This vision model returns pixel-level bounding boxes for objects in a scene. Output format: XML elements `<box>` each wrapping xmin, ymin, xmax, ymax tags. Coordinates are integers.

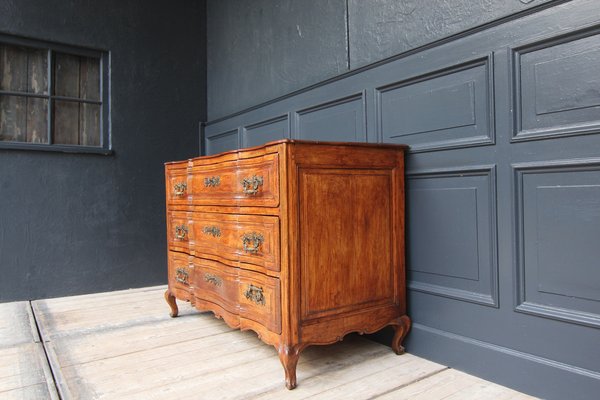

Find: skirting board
<box><xmin>369</xmin><ymin>323</ymin><xmax>600</xmax><ymax>400</ymax></box>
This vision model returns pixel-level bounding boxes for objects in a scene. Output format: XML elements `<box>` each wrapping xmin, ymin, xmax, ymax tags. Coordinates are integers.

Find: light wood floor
<box><xmin>1</xmin><ymin>286</ymin><xmax>536</xmax><ymax>399</ymax></box>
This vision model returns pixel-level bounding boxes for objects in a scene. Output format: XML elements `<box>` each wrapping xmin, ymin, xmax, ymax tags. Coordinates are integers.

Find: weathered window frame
<box><xmin>0</xmin><ymin>34</ymin><xmax>110</xmax><ymax>154</ymax></box>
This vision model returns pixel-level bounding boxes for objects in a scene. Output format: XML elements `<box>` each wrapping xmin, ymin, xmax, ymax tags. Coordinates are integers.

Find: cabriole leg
<box><xmin>391</xmin><ymin>315</ymin><xmax>411</xmax><ymax>355</ymax></box>
<box><xmin>278</xmin><ymin>344</ymin><xmax>301</xmax><ymax>390</ymax></box>
<box><xmin>164</xmin><ymin>289</ymin><xmax>178</xmax><ymax>318</ymax></box>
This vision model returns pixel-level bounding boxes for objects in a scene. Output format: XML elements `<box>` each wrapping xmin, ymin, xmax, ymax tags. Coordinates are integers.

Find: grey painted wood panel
<box><xmin>206</xmin><ymin>129</ymin><xmax>239</xmax><ymax>155</ymax></box>
<box><xmin>242</xmin><ymin>115</ymin><xmax>288</xmax><ymax>148</ymax></box>
<box><xmin>514</xmin><ymin>31</ymin><xmax>600</xmax><ymax>140</ymax></box>
<box><xmin>377</xmin><ymin>57</ymin><xmax>493</xmax><ymax>151</ymax></box>
<box><xmin>515</xmin><ymin>160</ymin><xmax>600</xmax><ymax>327</ymax></box>
<box><xmin>407</xmin><ymin>167</ymin><xmax>497</xmax><ymax>306</ymax></box>
<box><xmin>295</xmin><ymin>94</ymin><xmax>365</xmax><ymax>142</ymax></box>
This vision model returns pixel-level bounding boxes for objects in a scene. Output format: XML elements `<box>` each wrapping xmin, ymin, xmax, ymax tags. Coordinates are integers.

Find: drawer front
<box><xmin>190</xmin><ymin>213</ymin><xmax>280</xmax><ymax>272</ymax></box>
<box><xmin>189</xmin><ymin>152</ymin><xmax>279</xmax><ymax>207</ymax></box>
<box><xmin>167</xmin><ymin>211</ymin><xmax>190</xmax><ymax>252</ymax></box>
<box><xmin>192</xmin><ymin>259</ymin><xmax>239</xmax><ymax>315</ymax></box>
<box><xmin>165</xmin><ymin>164</ymin><xmax>189</xmax><ymax>205</ymax></box>
<box><xmin>238</xmin><ymin>269</ymin><xmax>281</xmax><ymax>334</ymax></box>
<box><xmin>168</xmin><ymin>251</ymin><xmax>192</xmax><ymax>300</ymax></box>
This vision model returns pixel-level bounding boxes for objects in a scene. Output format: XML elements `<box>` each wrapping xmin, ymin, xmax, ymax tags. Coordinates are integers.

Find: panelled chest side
<box><xmin>164</xmin><ymin>139</ymin><xmax>410</xmax><ymax>389</ymax></box>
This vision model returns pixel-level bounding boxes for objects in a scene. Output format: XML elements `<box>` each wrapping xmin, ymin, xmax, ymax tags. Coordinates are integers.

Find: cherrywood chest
<box><xmin>164</xmin><ymin>139</ymin><xmax>411</xmax><ymax>389</ymax></box>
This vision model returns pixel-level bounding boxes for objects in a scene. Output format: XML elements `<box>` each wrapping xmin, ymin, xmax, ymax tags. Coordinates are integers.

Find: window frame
<box><xmin>0</xmin><ymin>34</ymin><xmax>111</xmax><ymax>155</ymax></box>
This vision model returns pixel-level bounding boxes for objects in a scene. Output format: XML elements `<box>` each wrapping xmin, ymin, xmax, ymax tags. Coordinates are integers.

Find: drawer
<box><xmin>166</xmin><ymin>211</ymin><xmax>190</xmax><ymax>252</ymax></box>
<box><xmin>188</xmin><ymin>152</ymin><xmax>279</xmax><ymax>207</ymax></box>
<box><xmin>167</xmin><ymin>251</ymin><xmax>192</xmax><ymax>301</ymax></box>
<box><xmin>238</xmin><ymin>269</ymin><xmax>281</xmax><ymax>334</ymax></box>
<box><xmin>165</xmin><ymin>163</ymin><xmax>189</xmax><ymax>205</ymax></box>
<box><xmin>189</xmin><ymin>213</ymin><xmax>280</xmax><ymax>272</ymax></box>
<box><xmin>192</xmin><ymin>259</ymin><xmax>239</xmax><ymax>315</ymax></box>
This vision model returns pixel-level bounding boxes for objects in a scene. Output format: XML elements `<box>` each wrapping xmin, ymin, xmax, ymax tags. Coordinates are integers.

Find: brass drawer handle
<box><xmin>173</xmin><ymin>182</ymin><xmax>187</xmax><ymax>196</ymax></box>
<box><xmin>242</xmin><ymin>232</ymin><xmax>264</xmax><ymax>253</ymax></box>
<box><xmin>241</xmin><ymin>175</ymin><xmax>263</xmax><ymax>195</ymax></box>
<box><xmin>204</xmin><ymin>176</ymin><xmax>220</xmax><ymax>187</ymax></box>
<box><xmin>174</xmin><ymin>225</ymin><xmax>188</xmax><ymax>240</ymax></box>
<box><xmin>204</xmin><ymin>273</ymin><xmax>223</xmax><ymax>287</ymax></box>
<box><xmin>244</xmin><ymin>284</ymin><xmax>265</xmax><ymax>306</ymax></box>
<box><xmin>202</xmin><ymin>226</ymin><xmax>221</xmax><ymax>237</ymax></box>
<box><xmin>175</xmin><ymin>267</ymin><xmax>189</xmax><ymax>285</ymax></box>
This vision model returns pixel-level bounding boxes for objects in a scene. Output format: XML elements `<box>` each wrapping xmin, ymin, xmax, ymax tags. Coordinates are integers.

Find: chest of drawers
<box><xmin>164</xmin><ymin>140</ymin><xmax>411</xmax><ymax>389</ymax></box>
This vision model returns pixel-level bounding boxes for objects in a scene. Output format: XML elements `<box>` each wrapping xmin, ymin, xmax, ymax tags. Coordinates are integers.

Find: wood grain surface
<box><xmin>2</xmin><ymin>285</ymin><xmax>535</xmax><ymax>399</ymax></box>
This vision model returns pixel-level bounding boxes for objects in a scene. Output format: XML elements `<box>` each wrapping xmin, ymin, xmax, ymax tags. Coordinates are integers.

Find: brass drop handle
<box><xmin>202</xmin><ymin>226</ymin><xmax>221</xmax><ymax>237</ymax></box>
<box><xmin>204</xmin><ymin>273</ymin><xmax>223</xmax><ymax>287</ymax></box>
<box><xmin>242</xmin><ymin>232</ymin><xmax>264</xmax><ymax>253</ymax></box>
<box><xmin>204</xmin><ymin>176</ymin><xmax>220</xmax><ymax>187</ymax></box>
<box><xmin>175</xmin><ymin>267</ymin><xmax>189</xmax><ymax>285</ymax></box>
<box><xmin>244</xmin><ymin>284</ymin><xmax>265</xmax><ymax>306</ymax></box>
<box><xmin>175</xmin><ymin>225</ymin><xmax>188</xmax><ymax>240</ymax></box>
<box><xmin>241</xmin><ymin>175</ymin><xmax>263</xmax><ymax>195</ymax></box>
<box><xmin>173</xmin><ymin>182</ymin><xmax>187</xmax><ymax>196</ymax></box>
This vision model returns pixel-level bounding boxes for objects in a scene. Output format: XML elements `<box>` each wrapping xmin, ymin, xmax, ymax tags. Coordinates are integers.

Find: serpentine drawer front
<box><xmin>188</xmin><ymin>152</ymin><xmax>280</xmax><ymax>207</ymax></box>
<box><xmin>164</xmin><ymin>139</ymin><xmax>411</xmax><ymax>390</ymax></box>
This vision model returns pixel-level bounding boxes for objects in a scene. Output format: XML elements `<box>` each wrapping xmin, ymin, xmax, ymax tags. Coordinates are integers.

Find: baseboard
<box><xmin>369</xmin><ymin>323</ymin><xmax>600</xmax><ymax>400</ymax></box>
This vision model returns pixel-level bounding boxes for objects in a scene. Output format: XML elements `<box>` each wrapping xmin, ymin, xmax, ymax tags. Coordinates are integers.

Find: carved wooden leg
<box><xmin>391</xmin><ymin>315</ymin><xmax>411</xmax><ymax>355</ymax></box>
<box><xmin>164</xmin><ymin>289</ymin><xmax>178</xmax><ymax>318</ymax></box>
<box><xmin>278</xmin><ymin>344</ymin><xmax>301</xmax><ymax>390</ymax></box>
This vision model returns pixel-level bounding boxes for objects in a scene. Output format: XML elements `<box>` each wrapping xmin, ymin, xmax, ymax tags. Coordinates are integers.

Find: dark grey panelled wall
<box><xmin>0</xmin><ymin>0</ymin><xmax>206</xmax><ymax>301</ymax></box>
<box><xmin>204</xmin><ymin>1</ymin><xmax>600</xmax><ymax>399</ymax></box>
<box><xmin>207</xmin><ymin>0</ymin><xmax>551</xmax><ymax>119</ymax></box>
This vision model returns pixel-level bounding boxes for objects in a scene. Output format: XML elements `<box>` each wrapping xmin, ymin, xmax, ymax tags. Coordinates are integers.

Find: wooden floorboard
<box><xmin>0</xmin><ymin>301</ymin><xmax>59</xmax><ymax>400</ymax></box>
<box><xmin>0</xmin><ymin>285</ymin><xmax>537</xmax><ymax>399</ymax></box>
<box><xmin>374</xmin><ymin>368</ymin><xmax>536</xmax><ymax>400</ymax></box>
<box><xmin>0</xmin><ymin>301</ymin><xmax>39</xmax><ymax>347</ymax></box>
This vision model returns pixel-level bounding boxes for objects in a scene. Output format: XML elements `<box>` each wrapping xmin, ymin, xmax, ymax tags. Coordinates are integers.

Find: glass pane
<box><xmin>79</xmin><ymin>103</ymin><xmax>100</xmax><ymax>146</ymax></box>
<box><xmin>0</xmin><ymin>44</ymin><xmax>48</xmax><ymax>94</ymax></box>
<box><xmin>53</xmin><ymin>100</ymin><xmax>79</xmax><ymax>145</ymax></box>
<box><xmin>54</xmin><ymin>53</ymin><xmax>100</xmax><ymax>100</ymax></box>
<box><xmin>0</xmin><ymin>95</ymin><xmax>27</xmax><ymax>141</ymax></box>
<box><xmin>27</xmin><ymin>97</ymin><xmax>49</xmax><ymax>143</ymax></box>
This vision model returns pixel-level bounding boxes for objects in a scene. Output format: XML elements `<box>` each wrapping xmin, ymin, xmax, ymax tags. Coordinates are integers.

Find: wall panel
<box><xmin>514</xmin><ymin>159</ymin><xmax>600</xmax><ymax>327</ymax></box>
<box><xmin>407</xmin><ymin>166</ymin><xmax>497</xmax><ymax>306</ymax></box>
<box><xmin>206</xmin><ymin>129</ymin><xmax>239</xmax><ymax>155</ymax></box>
<box><xmin>242</xmin><ymin>115</ymin><xmax>289</xmax><ymax>148</ymax></box>
<box><xmin>377</xmin><ymin>57</ymin><xmax>494</xmax><ymax>152</ymax></box>
<box><xmin>513</xmin><ymin>30</ymin><xmax>600</xmax><ymax>141</ymax></box>
<box><xmin>295</xmin><ymin>94</ymin><xmax>366</xmax><ymax>142</ymax></box>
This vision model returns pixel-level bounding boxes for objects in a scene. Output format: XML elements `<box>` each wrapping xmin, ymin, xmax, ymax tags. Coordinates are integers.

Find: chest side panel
<box><xmin>298</xmin><ymin>164</ymin><xmax>398</xmax><ymax>322</ymax></box>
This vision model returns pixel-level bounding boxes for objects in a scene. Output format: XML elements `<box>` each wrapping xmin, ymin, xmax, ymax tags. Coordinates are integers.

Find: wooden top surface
<box><xmin>165</xmin><ymin>139</ymin><xmax>409</xmax><ymax>165</ymax></box>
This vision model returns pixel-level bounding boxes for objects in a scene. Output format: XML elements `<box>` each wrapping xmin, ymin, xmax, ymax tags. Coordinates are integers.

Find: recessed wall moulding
<box><xmin>406</xmin><ymin>166</ymin><xmax>498</xmax><ymax>307</ymax></box>
<box><xmin>377</xmin><ymin>56</ymin><xmax>494</xmax><ymax>152</ymax></box>
<box><xmin>513</xmin><ymin>31</ymin><xmax>600</xmax><ymax>141</ymax></box>
<box><xmin>514</xmin><ymin>159</ymin><xmax>600</xmax><ymax>328</ymax></box>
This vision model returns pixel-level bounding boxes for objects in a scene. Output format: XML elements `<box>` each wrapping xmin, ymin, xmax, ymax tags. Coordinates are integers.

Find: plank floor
<box><xmin>0</xmin><ymin>286</ymin><xmax>536</xmax><ymax>399</ymax></box>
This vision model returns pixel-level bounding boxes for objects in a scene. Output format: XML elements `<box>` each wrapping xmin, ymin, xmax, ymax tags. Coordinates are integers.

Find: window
<box><xmin>0</xmin><ymin>35</ymin><xmax>109</xmax><ymax>153</ymax></box>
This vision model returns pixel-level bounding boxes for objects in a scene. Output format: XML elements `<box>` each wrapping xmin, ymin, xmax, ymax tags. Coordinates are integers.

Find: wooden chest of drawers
<box><xmin>164</xmin><ymin>140</ymin><xmax>411</xmax><ymax>389</ymax></box>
